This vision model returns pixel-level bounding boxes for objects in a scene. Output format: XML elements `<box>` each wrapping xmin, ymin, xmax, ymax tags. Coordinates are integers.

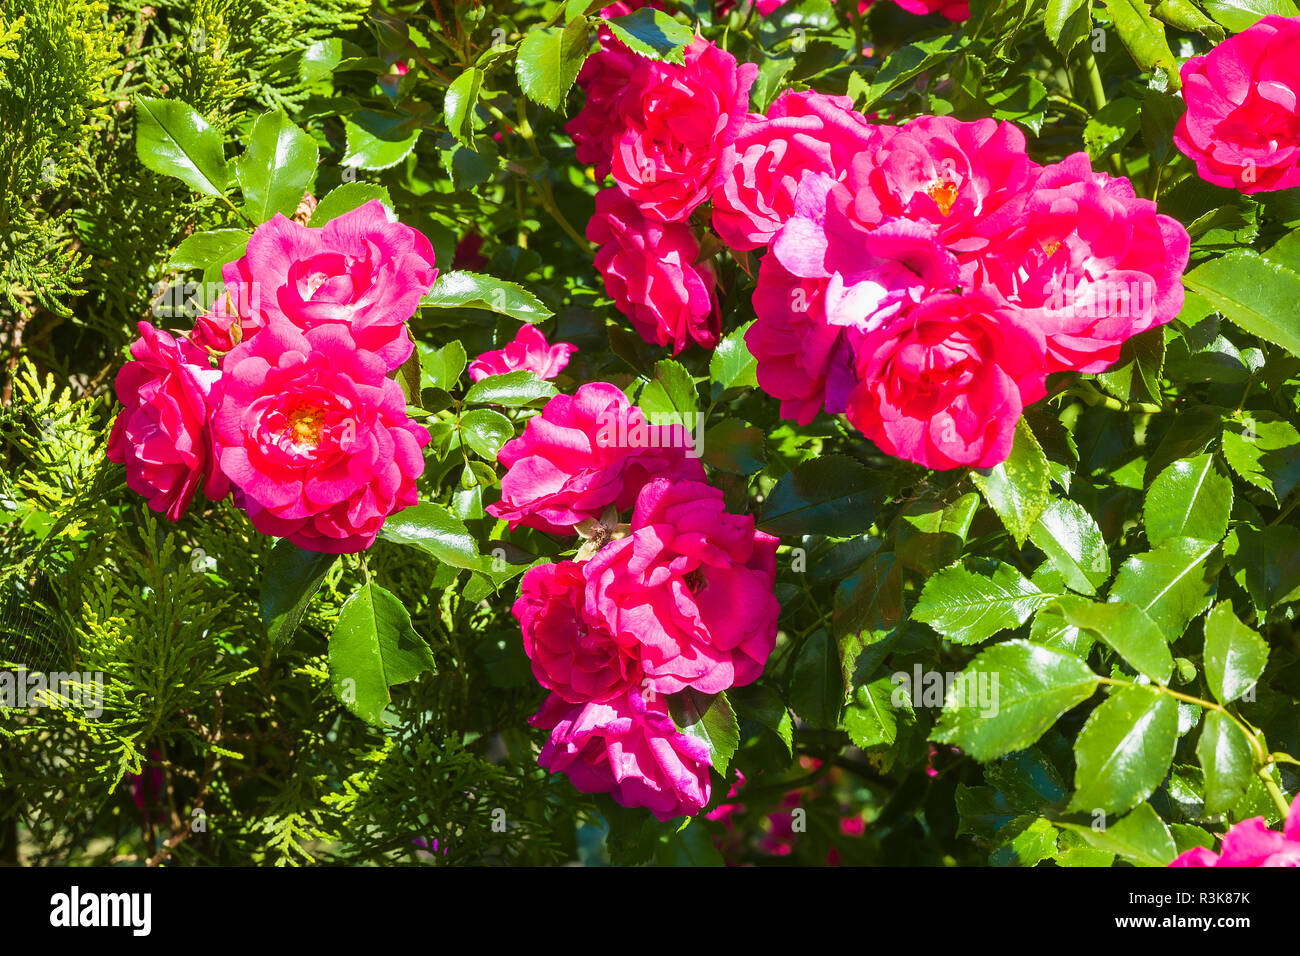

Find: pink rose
<box><xmin>530</xmin><ymin>687</ymin><xmax>712</xmax><ymax>821</ymax></box>
<box><xmin>220</xmin><ymin>200</ymin><xmax>437</xmax><ymax>371</ymax></box>
<box><xmin>212</xmin><ymin>320</ymin><xmax>429</xmax><ymax>553</ymax></box>
<box><xmin>712</xmin><ymin>90</ymin><xmax>879</xmax><ymax>251</ymax></box>
<box><xmin>860</xmin><ymin>0</ymin><xmax>969</xmax><ymax>19</ymax></box>
<box><xmin>584</xmin><ymin>479</ymin><xmax>780</xmax><ymax>695</ymax></box>
<box><xmin>606</xmin><ymin>37</ymin><xmax>757</xmax><ymax>222</ymax></box>
<box><xmin>467</xmin><ymin>324</ymin><xmax>577</xmax><ymax>382</ymax></box>
<box><xmin>567</xmin><ymin>30</ymin><xmax>647</xmax><ymax>181</ymax></box>
<box><xmin>514</xmin><ymin>560</ymin><xmax>641</xmax><ymax>704</ymax></box>
<box><xmin>1170</xmin><ymin>794</ymin><xmax>1300</xmax><ymax>867</ymax></box>
<box><xmin>845</xmin><ymin>291</ymin><xmax>1046</xmax><ymax>470</ymax></box>
<box><xmin>1174</xmin><ymin>15</ymin><xmax>1300</xmax><ymax>194</ymax></box>
<box><xmin>107</xmin><ymin>322</ymin><xmax>228</xmax><ymax>521</ymax></box>
<box><xmin>488</xmin><ymin>382</ymin><xmax>705</xmax><ymax>534</ymax></box>
<box><xmin>986</xmin><ymin>152</ymin><xmax>1190</xmax><ymax>373</ymax></box>
<box><xmin>589</xmin><ymin>188</ymin><xmax>720</xmax><ymax>354</ymax></box>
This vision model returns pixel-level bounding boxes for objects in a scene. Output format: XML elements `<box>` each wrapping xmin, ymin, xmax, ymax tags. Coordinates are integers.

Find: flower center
<box><xmin>926</xmin><ymin>177</ymin><xmax>958</xmax><ymax>217</ymax></box>
<box><xmin>286</xmin><ymin>404</ymin><xmax>325</xmax><ymax>448</ymax></box>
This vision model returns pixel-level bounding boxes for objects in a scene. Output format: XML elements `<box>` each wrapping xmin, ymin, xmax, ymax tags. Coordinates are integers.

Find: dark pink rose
<box><xmin>845</xmin><ymin>291</ymin><xmax>1046</xmax><ymax>470</ymax></box>
<box><xmin>584</xmin><ymin>479</ymin><xmax>780</xmax><ymax>695</ymax></box>
<box><xmin>530</xmin><ymin>687</ymin><xmax>712</xmax><ymax>821</ymax></box>
<box><xmin>212</xmin><ymin>320</ymin><xmax>429</xmax><ymax>553</ymax></box>
<box><xmin>467</xmin><ymin>324</ymin><xmax>577</xmax><ymax>382</ymax></box>
<box><xmin>514</xmin><ymin>560</ymin><xmax>641</xmax><ymax>704</ymax></box>
<box><xmin>107</xmin><ymin>322</ymin><xmax>228</xmax><ymax>521</ymax></box>
<box><xmin>221</xmin><ymin>200</ymin><xmax>437</xmax><ymax>371</ymax></box>
<box><xmin>859</xmin><ymin>0</ymin><xmax>969</xmax><ymax>19</ymax></box>
<box><xmin>451</xmin><ymin>232</ymin><xmax>489</xmax><ymax>272</ymax></box>
<box><xmin>567</xmin><ymin>30</ymin><xmax>645</xmax><ymax>180</ymax></box>
<box><xmin>589</xmin><ymin>187</ymin><xmax>720</xmax><ymax>354</ymax></box>
<box><xmin>606</xmin><ymin>37</ymin><xmax>757</xmax><ymax>222</ymax></box>
<box><xmin>1171</xmin><ymin>794</ymin><xmax>1300</xmax><ymax>867</ymax></box>
<box><xmin>488</xmin><ymin>382</ymin><xmax>705</xmax><ymax>534</ymax></box>
<box><xmin>1174</xmin><ymin>15</ymin><xmax>1300</xmax><ymax>194</ymax></box>
<box><xmin>191</xmin><ymin>299</ymin><xmax>241</xmax><ymax>354</ymax></box>
<box><xmin>712</xmin><ymin>90</ymin><xmax>879</xmax><ymax>251</ymax></box>
<box><xmin>986</xmin><ymin>152</ymin><xmax>1190</xmax><ymax>374</ymax></box>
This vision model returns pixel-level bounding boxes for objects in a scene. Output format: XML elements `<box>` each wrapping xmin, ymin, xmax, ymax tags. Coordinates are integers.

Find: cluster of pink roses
<box><xmin>108</xmin><ymin>201</ymin><xmax>439</xmax><ymax>553</ymax></box>
<box><xmin>495</xmin><ymin>383</ymin><xmax>780</xmax><ymax>819</ymax></box>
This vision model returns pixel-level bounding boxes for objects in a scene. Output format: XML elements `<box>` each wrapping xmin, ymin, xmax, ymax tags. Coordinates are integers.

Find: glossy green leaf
<box><xmin>971</xmin><ymin>418</ymin><xmax>1051</xmax><ymax>547</ymax></box>
<box><xmin>1069</xmin><ymin>685</ymin><xmax>1179</xmax><ymax>814</ymax></box>
<box><xmin>460</xmin><ymin>408</ymin><xmax>515</xmax><ymax>461</ymax></box>
<box><xmin>789</xmin><ymin>629</ymin><xmax>843</xmax><ymax>730</ymax></box>
<box><xmin>1145</xmin><ymin>454</ymin><xmax>1232</xmax><ymax>547</ymax></box>
<box><xmin>169</xmin><ymin>228</ymin><xmax>251</xmax><ymax>271</ymax></box>
<box><xmin>758</xmin><ymin>455</ymin><xmax>882</xmax><ymax>537</ymax></box>
<box><xmin>1184</xmin><ymin>251</ymin><xmax>1300</xmax><ymax>359</ymax></box>
<box><xmin>1201</xmin><ymin>0</ymin><xmax>1299</xmax><ymax>32</ymax></box>
<box><xmin>1197</xmin><ymin>710</ymin><xmax>1255</xmax><ymax>814</ymax></box>
<box><xmin>260</xmin><ymin>538</ymin><xmax>337</xmax><ymax>647</ymax></box>
<box><xmin>914</xmin><ymin>562</ymin><xmax>1056</xmax><ymax>645</ymax></box>
<box><xmin>342</xmin><ymin>110</ymin><xmax>421</xmax><ymax>170</ymax></box>
<box><xmin>463</xmin><ymin>370</ymin><xmax>558</xmax><ymax>407</ymax></box>
<box><xmin>1029</xmin><ymin>498</ymin><xmax>1110</xmax><ymax>595</ymax></box>
<box><xmin>236</xmin><ymin>110</ymin><xmax>318</xmax><ymax>223</ymax></box>
<box><xmin>444</xmin><ymin>67</ymin><xmax>483</xmax><ymax>146</ymax></box>
<box><xmin>1203</xmin><ymin>602</ymin><xmax>1269</xmax><ymax>703</ymax></box>
<box><xmin>378</xmin><ymin>502</ymin><xmax>485</xmax><ymax>570</ymax></box>
<box><xmin>422</xmin><ymin>271</ymin><xmax>553</xmax><ymax>323</ymax></box>
<box><xmin>309</xmin><ymin>182</ymin><xmax>392</xmax><ymax>226</ymax></box>
<box><xmin>603</xmin><ymin>7</ymin><xmax>692</xmax><ymax>63</ymax></box>
<box><xmin>1057</xmin><ymin>803</ymin><xmax>1176</xmax><ymax>866</ymax></box>
<box><xmin>1049</xmin><ymin>596</ymin><xmax>1173</xmax><ymax>684</ymax></box>
<box><xmin>668</xmin><ymin>689</ymin><xmax>739</xmax><ymax>775</ymax></box>
<box><xmin>516</xmin><ymin>20</ymin><xmax>589</xmax><ymax>111</ymax></box>
<box><xmin>709</xmin><ymin>322</ymin><xmax>758</xmax><ymax>391</ymax></box>
<box><xmin>134</xmin><ymin>96</ymin><xmax>228</xmax><ymax>197</ymax></box>
<box><xmin>329</xmin><ymin>582</ymin><xmax>436</xmax><ymax>726</ymax></box>
<box><xmin>1108</xmin><ymin>537</ymin><xmax>1219</xmax><ymax>641</ymax></box>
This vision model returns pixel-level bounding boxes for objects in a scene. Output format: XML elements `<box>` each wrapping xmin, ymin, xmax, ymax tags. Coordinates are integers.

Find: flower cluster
<box><xmin>108</xmin><ymin>201</ymin><xmax>439</xmax><ymax>553</ymax></box>
<box><xmin>497</xmin><ymin>383</ymin><xmax>780</xmax><ymax>819</ymax></box>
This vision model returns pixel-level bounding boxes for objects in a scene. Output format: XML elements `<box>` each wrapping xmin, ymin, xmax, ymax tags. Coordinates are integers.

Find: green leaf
<box><xmin>1201</xmin><ymin>0</ymin><xmax>1299</xmax><ymax>33</ymax></box>
<box><xmin>444</xmin><ymin>68</ymin><xmax>483</xmax><ymax>146</ymax></box>
<box><xmin>1049</xmin><ymin>596</ymin><xmax>1173</xmax><ymax>684</ymax></box>
<box><xmin>758</xmin><ymin>455</ymin><xmax>881</xmax><ymax>537</ymax></box>
<box><xmin>1029</xmin><ymin>498</ymin><xmax>1110</xmax><ymax>595</ymax></box>
<box><xmin>309</xmin><ymin>182</ymin><xmax>392</xmax><ymax>226</ymax></box>
<box><xmin>845</xmin><ymin>674</ymin><xmax>912</xmax><ymax>750</ymax></box>
<box><xmin>1109</xmin><ymin>537</ymin><xmax>1219</xmax><ymax>641</ymax></box>
<box><xmin>1070</xmin><ymin>685</ymin><xmax>1179</xmax><ymax>814</ymax></box>
<box><xmin>1105</xmin><ymin>0</ymin><xmax>1180</xmax><ymax>79</ymax></box>
<box><xmin>459</xmin><ymin>408</ymin><xmax>515</xmax><ymax>461</ymax></box>
<box><xmin>418</xmin><ymin>339</ymin><xmax>467</xmax><ymax>392</ymax></box>
<box><xmin>1045</xmin><ymin>0</ymin><xmax>1094</xmax><ymax>54</ymax></box>
<box><xmin>932</xmin><ymin>641</ymin><xmax>1099</xmax><ymax>762</ymax></box>
<box><xmin>1203</xmin><ymin>602</ymin><xmax>1269</xmax><ymax>703</ymax></box>
<box><xmin>603</xmin><ymin>7</ymin><xmax>692</xmax><ymax>63</ymax></box>
<box><xmin>990</xmin><ymin>816</ymin><xmax>1059</xmax><ymax>867</ymax></box>
<box><xmin>463</xmin><ymin>370</ymin><xmax>559</xmax><ymax>407</ymax></box>
<box><xmin>1221</xmin><ymin>413</ymin><xmax>1300</xmax><ymax>502</ymax></box>
<box><xmin>260</xmin><ymin>538</ymin><xmax>337</xmax><ymax>647</ymax></box>
<box><xmin>134</xmin><ymin>96</ymin><xmax>228</xmax><ymax>197</ymax></box>
<box><xmin>378</xmin><ymin>502</ymin><xmax>485</xmax><ymax>570</ymax></box>
<box><xmin>709</xmin><ymin>322</ymin><xmax>758</xmax><ymax>391</ymax></box>
<box><xmin>169</xmin><ymin>228</ymin><xmax>251</xmax><ymax>271</ymax></box>
<box><xmin>341</xmin><ymin>110</ymin><xmax>422</xmax><ymax>170</ymax></box>
<box><xmin>329</xmin><ymin>582</ymin><xmax>436</xmax><ymax>726</ymax></box>
<box><xmin>1096</xmin><ymin>325</ymin><xmax>1165</xmax><ymax>404</ymax></box>
<box><xmin>421</xmin><ymin>271</ymin><xmax>553</xmax><ymax>323</ymax></box>
<box><xmin>862</xmin><ymin>32</ymin><xmax>965</xmax><ymax>109</ymax></box>
<box><xmin>914</xmin><ymin>562</ymin><xmax>1055</xmax><ymax>645</ymax></box>
<box><xmin>702</xmin><ymin>419</ymin><xmax>765</xmax><ymax>475</ymax></box>
<box><xmin>1057</xmin><ymin>803</ymin><xmax>1176</xmax><ymax>867</ymax></box>
<box><xmin>895</xmin><ymin>492</ymin><xmax>979</xmax><ymax>575</ymax></box>
<box><xmin>1197</xmin><ymin>710</ymin><xmax>1255</xmax><ymax>814</ymax></box>
<box><xmin>638</xmin><ymin>359</ymin><xmax>698</xmax><ymax>424</ymax></box>
<box><xmin>789</xmin><ymin>630</ymin><xmax>843</xmax><ymax>730</ymax></box>
<box><xmin>729</xmin><ymin>683</ymin><xmax>792</xmax><ymax>755</ymax></box>
<box><xmin>516</xmin><ymin>20</ymin><xmax>589</xmax><ymax>111</ymax></box>
<box><xmin>1145</xmin><ymin>454</ymin><xmax>1232</xmax><ymax>547</ymax></box>
<box><xmin>668</xmin><ymin>689</ymin><xmax>740</xmax><ymax>775</ymax></box>
<box><xmin>236</xmin><ymin>110</ymin><xmax>318</xmax><ymax>223</ymax></box>
<box><xmin>1184</xmin><ymin>251</ymin><xmax>1300</xmax><ymax>359</ymax></box>
<box><xmin>971</xmin><ymin>418</ymin><xmax>1051</xmax><ymax>547</ymax></box>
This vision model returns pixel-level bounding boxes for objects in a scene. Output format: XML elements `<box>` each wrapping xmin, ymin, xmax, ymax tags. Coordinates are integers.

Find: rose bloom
<box><xmin>1174</xmin><ymin>15</ymin><xmax>1300</xmax><ymax>194</ymax></box>
<box><xmin>212</xmin><ymin>320</ymin><xmax>429</xmax><ymax>553</ymax></box>
<box><xmin>712</xmin><ymin>90</ymin><xmax>878</xmax><ymax>251</ymax></box>
<box><xmin>488</xmin><ymin>382</ymin><xmax>705</xmax><ymax>534</ymax></box>
<box><xmin>606</xmin><ymin>37</ymin><xmax>757</xmax><ymax>222</ymax></box>
<box><xmin>985</xmin><ymin>152</ymin><xmax>1190</xmax><ymax>374</ymax></box>
<box><xmin>220</xmin><ymin>200</ymin><xmax>437</xmax><ymax>370</ymax></box>
<box><xmin>530</xmin><ymin>687</ymin><xmax>712</xmax><ymax>821</ymax></box>
<box><xmin>846</xmin><ymin>291</ymin><xmax>1047</xmax><ymax>470</ymax></box>
<box><xmin>1171</xmin><ymin>794</ymin><xmax>1300</xmax><ymax>867</ymax></box>
<box><xmin>589</xmin><ymin>188</ymin><xmax>720</xmax><ymax>354</ymax></box>
<box><xmin>467</xmin><ymin>324</ymin><xmax>577</xmax><ymax>382</ymax></box>
<box><xmin>859</xmin><ymin>0</ymin><xmax>969</xmax><ymax>19</ymax></box>
<box><xmin>107</xmin><ymin>322</ymin><xmax>228</xmax><ymax>521</ymax></box>
<box><xmin>583</xmin><ymin>479</ymin><xmax>780</xmax><ymax>695</ymax></box>
<box><xmin>567</xmin><ymin>29</ymin><xmax>650</xmax><ymax>180</ymax></box>
<box><xmin>514</xmin><ymin>560</ymin><xmax>641</xmax><ymax>704</ymax></box>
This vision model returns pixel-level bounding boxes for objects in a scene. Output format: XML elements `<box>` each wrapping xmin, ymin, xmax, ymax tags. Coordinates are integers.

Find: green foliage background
<box><xmin>1</xmin><ymin>0</ymin><xmax>1298</xmax><ymax>867</ymax></box>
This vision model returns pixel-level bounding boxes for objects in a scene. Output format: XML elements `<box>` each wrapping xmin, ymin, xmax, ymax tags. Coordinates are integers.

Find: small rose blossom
<box><xmin>488</xmin><ymin>382</ymin><xmax>705</xmax><ymax>535</ymax></box>
<box><xmin>1170</xmin><ymin>794</ymin><xmax>1300</xmax><ymax>867</ymax></box>
<box><xmin>107</xmin><ymin>322</ymin><xmax>228</xmax><ymax>521</ymax></box>
<box><xmin>467</xmin><ymin>324</ymin><xmax>577</xmax><ymax>382</ymax></box>
<box><xmin>531</xmin><ymin>687</ymin><xmax>713</xmax><ymax>821</ymax></box>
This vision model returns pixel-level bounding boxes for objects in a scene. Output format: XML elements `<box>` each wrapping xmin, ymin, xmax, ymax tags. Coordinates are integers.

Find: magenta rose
<box><xmin>567</xmin><ymin>29</ymin><xmax>646</xmax><ymax>180</ymax></box>
<box><xmin>859</xmin><ymin>0</ymin><xmax>969</xmax><ymax>19</ymax></box>
<box><xmin>514</xmin><ymin>560</ymin><xmax>641</xmax><ymax>704</ymax></box>
<box><xmin>589</xmin><ymin>187</ymin><xmax>720</xmax><ymax>354</ymax></box>
<box><xmin>220</xmin><ymin>200</ymin><xmax>438</xmax><ymax>371</ymax></box>
<box><xmin>530</xmin><ymin>687</ymin><xmax>712</xmax><ymax>821</ymax></box>
<box><xmin>583</xmin><ymin>479</ymin><xmax>780</xmax><ymax>696</ymax></box>
<box><xmin>986</xmin><ymin>152</ymin><xmax>1190</xmax><ymax>374</ymax></box>
<box><xmin>107</xmin><ymin>322</ymin><xmax>229</xmax><ymax>521</ymax></box>
<box><xmin>712</xmin><ymin>90</ymin><xmax>879</xmax><ymax>251</ymax></box>
<box><xmin>1170</xmin><ymin>794</ymin><xmax>1300</xmax><ymax>867</ymax></box>
<box><xmin>606</xmin><ymin>37</ymin><xmax>757</xmax><ymax>222</ymax></box>
<box><xmin>211</xmin><ymin>320</ymin><xmax>429</xmax><ymax>553</ymax></box>
<box><xmin>1174</xmin><ymin>15</ymin><xmax>1300</xmax><ymax>194</ymax></box>
<box><xmin>488</xmin><ymin>382</ymin><xmax>705</xmax><ymax>534</ymax></box>
<box><xmin>845</xmin><ymin>292</ymin><xmax>1047</xmax><ymax>470</ymax></box>
<box><xmin>467</xmin><ymin>324</ymin><xmax>577</xmax><ymax>383</ymax></box>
